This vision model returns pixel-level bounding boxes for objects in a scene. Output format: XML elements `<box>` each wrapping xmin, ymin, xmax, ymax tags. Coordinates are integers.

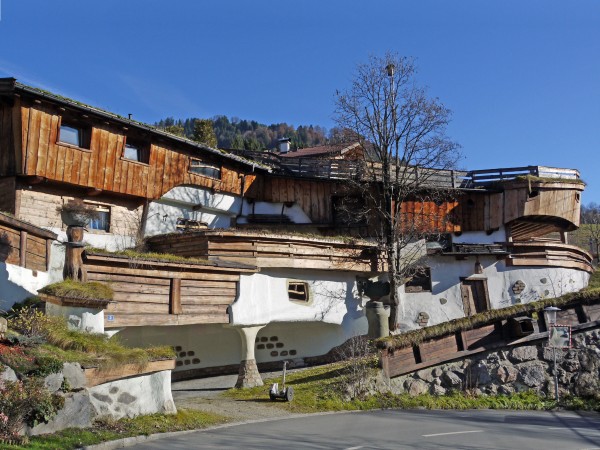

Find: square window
<box><xmin>123</xmin><ymin>139</ymin><xmax>150</xmax><ymax>163</ymax></box>
<box><xmin>58</xmin><ymin>121</ymin><xmax>91</xmax><ymax>148</ymax></box>
<box><xmin>86</xmin><ymin>204</ymin><xmax>110</xmax><ymax>232</ymax></box>
<box><xmin>189</xmin><ymin>159</ymin><xmax>221</xmax><ymax>179</ymax></box>
<box><xmin>404</xmin><ymin>267</ymin><xmax>432</xmax><ymax>293</ymax></box>
<box><xmin>288</xmin><ymin>281</ymin><xmax>310</xmax><ymax>302</ymax></box>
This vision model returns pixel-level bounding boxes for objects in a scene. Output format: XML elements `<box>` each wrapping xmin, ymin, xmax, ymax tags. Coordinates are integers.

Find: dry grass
<box><xmin>86</xmin><ymin>247</ymin><xmax>211</xmax><ymax>265</ymax></box>
<box><xmin>38</xmin><ymin>280</ymin><xmax>113</xmax><ymax>301</ymax></box>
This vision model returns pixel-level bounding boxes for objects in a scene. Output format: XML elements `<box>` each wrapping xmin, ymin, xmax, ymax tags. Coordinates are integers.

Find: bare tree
<box><xmin>581</xmin><ymin>202</ymin><xmax>600</xmax><ymax>263</ymax></box>
<box><xmin>334</xmin><ymin>53</ymin><xmax>461</xmax><ymax>330</ymax></box>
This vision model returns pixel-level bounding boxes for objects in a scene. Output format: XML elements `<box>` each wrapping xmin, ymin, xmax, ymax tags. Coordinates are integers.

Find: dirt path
<box><xmin>171</xmin><ymin>371</ymin><xmax>296</xmax><ymax>422</ymax></box>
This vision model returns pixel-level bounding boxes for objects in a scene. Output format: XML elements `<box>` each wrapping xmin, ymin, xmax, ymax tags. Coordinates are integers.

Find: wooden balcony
<box><xmin>83</xmin><ymin>252</ymin><xmax>256</xmax><ymax>327</ymax></box>
<box><xmin>506</xmin><ymin>240</ymin><xmax>594</xmax><ymax>273</ymax></box>
<box><xmin>146</xmin><ymin>230</ymin><xmax>382</xmax><ymax>272</ymax></box>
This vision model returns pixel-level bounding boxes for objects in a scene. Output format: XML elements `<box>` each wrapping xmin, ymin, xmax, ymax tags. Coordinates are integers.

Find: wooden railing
<box><xmin>464</xmin><ymin>166</ymin><xmax>581</xmax><ymax>186</ymax></box>
<box><xmin>506</xmin><ymin>241</ymin><xmax>594</xmax><ymax>273</ymax></box>
<box><xmin>0</xmin><ymin>212</ymin><xmax>57</xmax><ymax>272</ymax></box>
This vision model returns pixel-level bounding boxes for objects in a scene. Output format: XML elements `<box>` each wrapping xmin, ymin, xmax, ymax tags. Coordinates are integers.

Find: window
<box><xmin>86</xmin><ymin>204</ymin><xmax>110</xmax><ymax>232</ymax></box>
<box><xmin>58</xmin><ymin>121</ymin><xmax>91</xmax><ymax>149</ymax></box>
<box><xmin>123</xmin><ymin>139</ymin><xmax>150</xmax><ymax>164</ymax></box>
<box><xmin>189</xmin><ymin>159</ymin><xmax>221</xmax><ymax>179</ymax></box>
<box><xmin>404</xmin><ymin>267</ymin><xmax>432</xmax><ymax>293</ymax></box>
<box><xmin>288</xmin><ymin>281</ymin><xmax>310</xmax><ymax>303</ymax></box>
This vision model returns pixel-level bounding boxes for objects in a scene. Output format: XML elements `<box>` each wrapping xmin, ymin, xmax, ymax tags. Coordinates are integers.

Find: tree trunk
<box><xmin>387</xmin><ymin>241</ymin><xmax>399</xmax><ymax>331</ymax></box>
<box><xmin>64</xmin><ymin>226</ymin><xmax>87</xmax><ymax>282</ymax></box>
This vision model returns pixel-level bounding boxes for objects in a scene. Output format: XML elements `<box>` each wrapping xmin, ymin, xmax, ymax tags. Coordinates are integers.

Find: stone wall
<box><xmin>21</xmin><ymin>363</ymin><xmax>176</xmax><ymax>436</ymax></box>
<box><xmin>382</xmin><ymin>328</ymin><xmax>600</xmax><ymax>398</ymax></box>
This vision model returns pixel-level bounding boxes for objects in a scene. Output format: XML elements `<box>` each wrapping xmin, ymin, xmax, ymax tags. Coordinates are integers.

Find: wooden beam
<box><xmin>19</xmin><ymin>230</ymin><xmax>27</xmax><ymax>267</ymax></box>
<box><xmin>170</xmin><ymin>278</ymin><xmax>182</xmax><ymax>315</ymax></box>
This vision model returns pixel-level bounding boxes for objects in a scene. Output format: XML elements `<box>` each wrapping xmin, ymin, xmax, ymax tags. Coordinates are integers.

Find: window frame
<box><xmin>122</xmin><ymin>137</ymin><xmax>150</xmax><ymax>164</ymax></box>
<box><xmin>188</xmin><ymin>158</ymin><xmax>222</xmax><ymax>180</ymax></box>
<box><xmin>287</xmin><ymin>280</ymin><xmax>311</xmax><ymax>304</ymax></box>
<box><xmin>57</xmin><ymin>117</ymin><xmax>92</xmax><ymax>150</ymax></box>
<box><xmin>84</xmin><ymin>202</ymin><xmax>111</xmax><ymax>233</ymax></box>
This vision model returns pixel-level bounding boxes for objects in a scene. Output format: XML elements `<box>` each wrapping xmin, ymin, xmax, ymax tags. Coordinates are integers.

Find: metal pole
<box><xmin>553</xmin><ymin>346</ymin><xmax>559</xmax><ymax>402</ymax></box>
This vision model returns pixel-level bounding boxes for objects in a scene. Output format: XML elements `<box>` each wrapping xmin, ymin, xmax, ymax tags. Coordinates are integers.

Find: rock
<box><xmin>0</xmin><ymin>317</ymin><xmax>7</xmax><ymax>338</ymax></box>
<box><xmin>405</xmin><ymin>379</ymin><xmax>428</xmax><ymax>396</ymax></box>
<box><xmin>542</xmin><ymin>347</ymin><xmax>564</xmax><ymax>363</ymax></box>
<box><xmin>44</xmin><ymin>372</ymin><xmax>64</xmax><ymax>393</ymax></box>
<box><xmin>509</xmin><ymin>346</ymin><xmax>538</xmax><ymax>363</ymax></box>
<box><xmin>1</xmin><ymin>366</ymin><xmax>18</xmax><ymax>382</ymax></box>
<box><xmin>430</xmin><ymin>384</ymin><xmax>446</xmax><ymax>396</ymax></box>
<box><xmin>562</xmin><ymin>358</ymin><xmax>579</xmax><ymax>373</ymax></box>
<box><xmin>574</xmin><ymin>373</ymin><xmax>600</xmax><ymax>398</ymax></box>
<box><xmin>495</xmin><ymin>364</ymin><xmax>518</xmax><ymax>384</ymax></box>
<box><xmin>469</xmin><ymin>361</ymin><xmax>491</xmax><ymax>385</ymax></box>
<box><xmin>498</xmin><ymin>385</ymin><xmax>514</xmax><ymax>395</ymax></box>
<box><xmin>29</xmin><ymin>392</ymin><xmax>93</xmax><ymax>436</ymax></box>
<box><xmin>416</xmin><ymin>369</ymin><xmax>435</xmax><ymax>382</ymax></box>
<box><xmin>518</xmin><ymin>364</ymin><xmax>547</xmax><ymax>388</ymax></box>
<box><xmin>442</xmin><ymin>371</ymin><xmax>462</xmax><ymax>388</ymax></box>
<box><xmin>62</xmin><ymin>362</ymin><xmax>86</xmax><ymax>390</ymax></box>
<box><xmin>431</xmin><ymin>367</ymin><xmax>443</xmax><ymax>378</ymax></box>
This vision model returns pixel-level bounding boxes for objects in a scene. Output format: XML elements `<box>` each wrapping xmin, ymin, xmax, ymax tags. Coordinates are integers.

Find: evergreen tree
<box><xmin>192</xmin><ymin>119</ymin><xmax>218</xmax><ymax>148</ymax></box>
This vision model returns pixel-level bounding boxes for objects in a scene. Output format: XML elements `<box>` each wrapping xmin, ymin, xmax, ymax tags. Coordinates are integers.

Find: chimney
<box><xmin>278</xmin><ymin>138</ymin><xmax>291</xmax><ymax>154</ymax></box>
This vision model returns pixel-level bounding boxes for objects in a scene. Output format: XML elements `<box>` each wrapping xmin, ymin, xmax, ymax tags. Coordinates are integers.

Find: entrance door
<box><xmin>460</xmin><ymin>279</ymin><xmax>490</xmax><ymax>316</ymax></box>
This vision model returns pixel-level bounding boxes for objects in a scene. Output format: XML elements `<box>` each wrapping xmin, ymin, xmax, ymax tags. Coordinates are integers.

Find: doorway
<box><xmin>460</xmin><ymin>278</ymin><xmax>490</xmax><ymax>316</ymax></box>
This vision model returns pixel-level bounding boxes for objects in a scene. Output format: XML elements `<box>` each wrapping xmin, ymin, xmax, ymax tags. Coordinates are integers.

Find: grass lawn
<box><xmin>5</xmin><ymin>409</ymin><xmax>228</xmax><ymax>450</ymax></box>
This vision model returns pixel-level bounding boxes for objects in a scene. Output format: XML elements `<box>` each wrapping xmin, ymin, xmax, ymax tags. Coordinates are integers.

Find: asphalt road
<box><xmin>128</xmin><ymin>409</ymin><xmax>600</xmax><ymax>449</ymax></box>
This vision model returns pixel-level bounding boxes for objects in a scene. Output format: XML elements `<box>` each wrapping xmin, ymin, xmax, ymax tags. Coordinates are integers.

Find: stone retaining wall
<box><xmin>381</xmin><ymin>329</ymin><xmax>600</xmax><ymax>398</ymax></box>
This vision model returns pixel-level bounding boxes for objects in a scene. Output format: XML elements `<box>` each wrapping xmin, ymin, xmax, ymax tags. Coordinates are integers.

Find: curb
<box><xmin>82</xmin><ymin>410</ymin><xmax>361</xmax><ymax>449</ymax></box>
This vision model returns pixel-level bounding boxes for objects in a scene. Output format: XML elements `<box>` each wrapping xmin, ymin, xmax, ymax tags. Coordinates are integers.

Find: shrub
<box><xmin>0</xmin><ymin>379</ymin><xmax>64</xmax><ymax>440</ymax></box>
<box><xmin>7</xmin><ymin>306</ymin><xmax>50</xmax><ymax>339</ymax></box>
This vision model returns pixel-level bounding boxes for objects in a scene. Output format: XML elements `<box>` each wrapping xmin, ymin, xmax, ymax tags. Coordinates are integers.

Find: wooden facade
<box><xmin>0</xmin><ymin>211</ymin><xmax>57</xmax><ymax>272</ymax></box>
<box><xmin>83</xmin><ymin>252</ymin><xmax>256</xmax><ymax>327</ymax></box>
<box><xmin>506</xmin><ymin>241</ymin><xmax>594</xmax><ymax>273</ymax></box>
<box><xmin>146</xmin><ymin>230</ymin><xmax>382</xmax><ymax>272</ymax></box>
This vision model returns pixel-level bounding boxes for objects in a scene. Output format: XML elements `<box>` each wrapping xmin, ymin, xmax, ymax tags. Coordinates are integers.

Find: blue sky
<box><xmin>1</xmin><ymin>0</ymin><xmax>599</xmax><ymax>200</ymax></box>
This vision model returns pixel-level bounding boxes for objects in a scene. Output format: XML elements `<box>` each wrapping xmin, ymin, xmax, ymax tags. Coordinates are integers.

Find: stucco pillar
<box><xmin>234</xmin><ymin>325</ymin><xmax>266</xmax><ymax>388</ymax></box>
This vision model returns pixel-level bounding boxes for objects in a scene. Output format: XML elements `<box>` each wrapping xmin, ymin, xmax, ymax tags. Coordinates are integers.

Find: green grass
<box><xmin>4</xmin><ymin>409</ymin><xmax>228</xmax><ymax>450</ymax></box>
<box><xmin>86</xmin><ymin>247</ymin><xmax>211</xmax><ymax>265</ymax></box>
<box><xmin>225</xmin><ymin>362</ymin><xmax>600</xmax><ymax>414</ymax></box>
<box><xmin>512</xmin><ymin>175</ymin><xmax>586</xmax><ymax>185</ymax></box>
<box><xmin>38</xmin><ymin>280</ymin><xmax>113</xmax><ymax>301</ymax></box>
<box><xmin>37</xmin><ymin>318</ymin><xmax>174</xmax><ymax>370</ymax></box>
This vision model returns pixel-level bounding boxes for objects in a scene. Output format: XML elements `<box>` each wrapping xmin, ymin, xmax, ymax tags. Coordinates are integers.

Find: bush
<box><xmin>0</xmin><ymin>379</ymin><xmax>64</xmax><ymax>440</ymax></box>
<box><xmin>7</xmin><ymin>306</ymin><xmax>50</xmax><ymax>340</ymax></box>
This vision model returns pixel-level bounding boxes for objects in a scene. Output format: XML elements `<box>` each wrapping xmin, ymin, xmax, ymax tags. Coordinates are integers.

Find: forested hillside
<box><xmin>155</xmin><ymin>116</ymin><xmax>328</xmax><ymax>151</ymax></box>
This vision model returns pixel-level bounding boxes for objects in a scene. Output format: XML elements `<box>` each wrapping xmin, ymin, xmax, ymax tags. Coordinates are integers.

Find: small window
<box><xmin>86</xmin><ymin>204</ymin><xmax>110</xmax><ymax>232</ymax></box>
<box><xmin>288</xmin><ymin>281</ymin><xmax>310</xmax><ymax>302</ymax></box>
<box><xmin>404</xmin><ymin>267</ymin><xmax>432</xmax><ymax>293</ymax></box>
<box><xmin>58</xmin><ymin>122</ymin><xmax>91</xmax><ymax>148</ymax></box>
<box><xmin>189</xmin><ymin>159</ymin><xmax>221</xmax><ymax>179</ymax></box>
<box><xmin>123</xmin><ymin>139</ymin><xmax>150</xmax><ymax>164</ymax></box>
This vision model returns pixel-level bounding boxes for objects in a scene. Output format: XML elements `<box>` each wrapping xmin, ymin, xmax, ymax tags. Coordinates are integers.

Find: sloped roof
<box><xmin>280</xmin><ymin>142</ymin><xmax>361</xmax><ymax>158</ymax></box>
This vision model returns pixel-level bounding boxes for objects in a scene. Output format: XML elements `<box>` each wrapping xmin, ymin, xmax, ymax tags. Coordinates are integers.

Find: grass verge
<box><xmin>224</xmin><ymin>363</ymin><xmax>600</xmax><ymax>414</ymax></box>
<box><xmin>4</xmin><ymin>409</ymin><xmax>228</xmax><ymax>450</ymax></box>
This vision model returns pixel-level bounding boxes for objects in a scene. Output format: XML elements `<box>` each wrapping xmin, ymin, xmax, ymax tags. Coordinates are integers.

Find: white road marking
<box><xmin>344</xmin><ymin>447</ymin><xmax>364</xmax><ymax>450</ymax></box>
<box><xmin>422</xmin><ymin>430</ymin><xmax>483</xmax><ymax>437</ymax></box>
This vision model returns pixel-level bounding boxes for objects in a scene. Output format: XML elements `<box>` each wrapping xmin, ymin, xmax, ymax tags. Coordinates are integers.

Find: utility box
<box><xmin>508</xmin><ymin>316</ymin><xmax>535</xmax><ymax>338</ymax></box>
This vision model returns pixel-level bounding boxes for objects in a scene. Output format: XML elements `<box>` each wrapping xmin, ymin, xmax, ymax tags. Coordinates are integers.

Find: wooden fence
<box><xmin>381</xmin><ymin>300</ymin><xmax>600</xmax><ymax>378</ymax></box>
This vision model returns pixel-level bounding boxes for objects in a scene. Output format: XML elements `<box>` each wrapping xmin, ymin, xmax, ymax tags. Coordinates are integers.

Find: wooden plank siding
<box><xmin>146</xmin><ymin>231</ymin><xmax>382</xmax><ymax>272</ymax></box>
<box><xmin>83</xmin><ymin>253</ymin><xmax>252</xmax><ymax>327</ymax></box>
<box><xmin>17</xmin><ymin>103</ymin><xmax>251</xmax><ymax>200</ymax></box>
<box><xmin>0</xmin><ymin>212</ymin><xmax>57</xmax><ymax>271</ymax></box>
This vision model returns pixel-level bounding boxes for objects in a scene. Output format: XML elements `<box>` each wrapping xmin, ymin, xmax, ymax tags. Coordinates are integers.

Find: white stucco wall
<box><xmin>0</xmin><ymin>262</ymin><xmax>50</xmax><ymax>311</ymax></box>
<box><xmin>452</xmin><ymin>228</ymin><xmax>506</xmax><ymax>244</ymax></box>
<box><xmin>45</xmin><ymin>302</ymin><xmax>104</xmax><ymax>333</ymax></box>
<box><xmin>230</xmin><ymin>269</ymin><xmax>366</xmax><ymax>329</ymax></box>
<box><xmin>144</xmin><ymin>185</ymin><xmax>312</xmax><ymax>237</ymax></box>
<box><xmin>398</xmin><ymin>255</ymin><xmax>590</xmax><ymax>331</ymax></box>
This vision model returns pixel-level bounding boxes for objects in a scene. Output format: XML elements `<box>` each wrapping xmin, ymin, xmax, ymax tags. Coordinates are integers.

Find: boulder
<box><xmin>44</xmin><ymin>372</ymin><xmax>64</xmax><ymax>393</ymax></box>
<box><xmin>509</xmin><ymin>346</ymin><xmax>538</xmax><ymax>363</ymax></box>
<box><xmin>62</xmin><ymin>362</ymin><xmax>86</xmax><ymax>390</ymax></box>
<box><xmin>518</xmin><ymin>364</ymin><xmax>547</xmax><ymax>388</ymax></box>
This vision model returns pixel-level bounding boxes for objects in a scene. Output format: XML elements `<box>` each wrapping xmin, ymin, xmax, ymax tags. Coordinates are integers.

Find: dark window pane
<box><xmin>88</xmin><ymin>209</ymin><xmax>110</xmax><ymax>232</ymax></box>
<box><xmin>190</xmin><ymin>160</ymin><xmax>221</xmax><ymax>179</ymax></box>
<box><xmin>59</xmin><ymin>125</ymin><xmax>81</xmax><ymax>147</ymax></box>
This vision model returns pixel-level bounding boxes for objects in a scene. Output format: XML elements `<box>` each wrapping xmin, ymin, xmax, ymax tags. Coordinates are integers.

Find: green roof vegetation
<box><xmin>86</xmin><ymin>247</ymin><xmax>211</xmax><ymax>265</ymax></box>
<box><xmin>38</xmin><ymin>280</ymin><xmax>113</xmax><ymax>301</ymax></box>
<box><xmin>512</xmin><ymin>175</ymin><xmax>586</xmax><ymax>185</ymax></box>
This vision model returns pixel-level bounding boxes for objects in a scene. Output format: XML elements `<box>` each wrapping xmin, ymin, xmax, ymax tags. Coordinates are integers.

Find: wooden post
<box><xmin>64</xmin><ymin>226</ymin><xmax>87</xmax><ymax>281</ymax></box>
<box><xmin>46</xmin><ymin>239</ymin><xmax>52</xmax><ymax>271</ymax></box>
<box><xmin>170</xmin><ymin>278</ymin><xmax>182</xmax><ymax>315</ymax></box>
<box><xmin>19</xmin><ymin>230</ymin><xmax>27</xmax><ymax>267</ymax></box>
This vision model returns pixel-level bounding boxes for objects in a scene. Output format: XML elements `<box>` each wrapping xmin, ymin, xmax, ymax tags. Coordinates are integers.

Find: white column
<box><xmin>234</xmin><ymin>325</ymin><xmax>266</xmax><ymax>388</ymax></box>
